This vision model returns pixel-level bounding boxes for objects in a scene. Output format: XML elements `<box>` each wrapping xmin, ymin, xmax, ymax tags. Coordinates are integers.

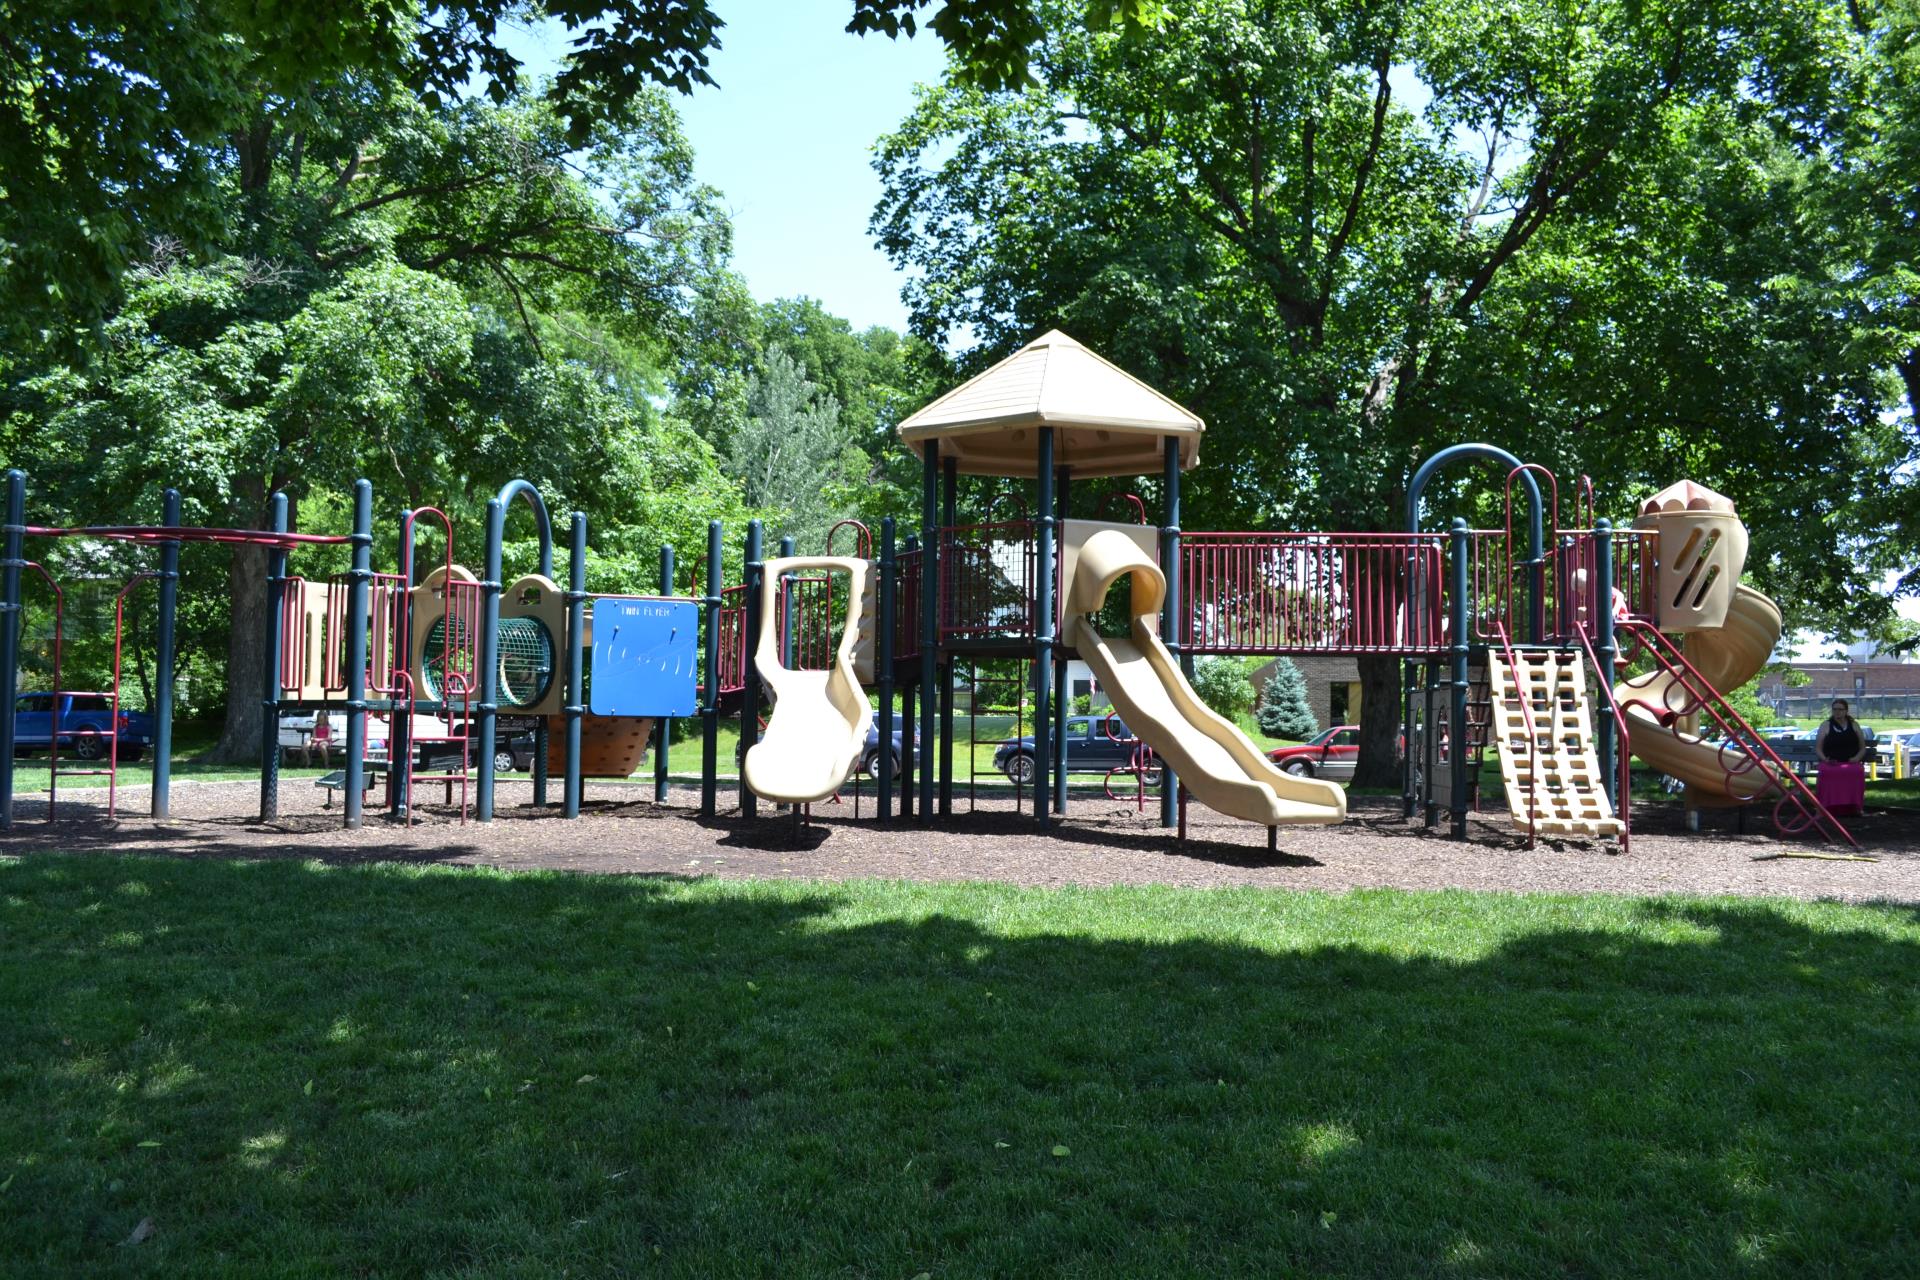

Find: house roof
<box><xmin>896</xmin><ymin>330</ymin><xmax>1203</xmax><ymax>478</ymax></box>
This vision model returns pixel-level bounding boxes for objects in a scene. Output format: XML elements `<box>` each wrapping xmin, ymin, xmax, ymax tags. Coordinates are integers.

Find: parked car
<box><xmin>279</xmin><ymin>711</ymin><xmax>534</xmax><ymax>773</ymax></box>
<box><xmin>860</xmin><ymin>711</ymin><xmax>920</xmax><ymax>780</ymax></box>
<box><xmin>12</xmin><ymin>692</ymin><xmax>152</xmax><ymax>761</ymax></box>
<box><xmin>993</xmin><ymin>715</ymin><xmax>1161</xmax><ymax>786</ymax></box>
<box><xmin>1267</xmin><ymin>725</ymin><xmax>1362</xmax><ymax>780</ymax></box>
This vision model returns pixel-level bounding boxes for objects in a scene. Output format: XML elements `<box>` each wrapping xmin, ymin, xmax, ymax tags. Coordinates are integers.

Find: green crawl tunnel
<box><xmin>421</xmin><ymin>615</ymin><xmax>554</xmax><ymax>708</ymax></box>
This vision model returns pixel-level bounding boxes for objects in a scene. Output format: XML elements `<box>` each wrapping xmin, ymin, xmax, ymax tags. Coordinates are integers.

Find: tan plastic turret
<box><xmin>1631</xmin><ymin>480</ymin><xmax>1748</xmax><ymax>632</ymax></box>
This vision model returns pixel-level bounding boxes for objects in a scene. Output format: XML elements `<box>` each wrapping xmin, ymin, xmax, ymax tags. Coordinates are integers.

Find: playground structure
<box><xmin>0</xmin><ymin>330</ymin><xmax>1857</xmax><ymax>850</ymax></box>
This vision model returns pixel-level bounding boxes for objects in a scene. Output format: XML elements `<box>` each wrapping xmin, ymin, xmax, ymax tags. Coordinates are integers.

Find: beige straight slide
<box><xmin>741</xmin><ymin>556</ymin><xmax>872</xmax><ymax>806</ymax></box>
<box><xmin>1064</xmin><ymin>527</ymin><xmax>1346</xmax><ymax>828</ymax></box>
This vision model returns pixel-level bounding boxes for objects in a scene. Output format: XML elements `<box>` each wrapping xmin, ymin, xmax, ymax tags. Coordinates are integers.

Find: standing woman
<box><xmin>1814</xmin><ymin>699</ymin><xmax>1868</xmax><ymax>816</ymax></box>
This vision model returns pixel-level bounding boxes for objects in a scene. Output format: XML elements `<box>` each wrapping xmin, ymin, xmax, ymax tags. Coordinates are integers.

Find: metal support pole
<box><xmin>700</xmin><ymin>520</ymin><xmax>722</xmax><ymax>817</ymax></box>
<box><xmin>901</xmin><ymin>536</ymin><xmax>917</xmax><ymax>817</ymax></box>
<box><xmin>150</xmin><ymin>488</ymin><xmax>181</xmax><ymax>819</ymax></box>
<box><xmin>877</xmin><ymin>517</ymin><xmax>896</xmax><ymax>824</ymax></box>
<box><xmin>258</xmin><ymin>492</ymin><xmax>289</xmax><ymax>823</ymax></box>
<box><xmin>741</xmin><ymin>520</ymin><xmax>764</xmax><ymax>818</ymax></box>
<box><xmin>390</xmin><ymin>510</ymin><xmax>415</xmax><ymax>819</ymax></box>
<box><xmin>1594</xmin><ymin>519</ymin><xmax>1619</xmax><ymax>806</ymax></box>
<box><xmin>1400</xmin><ymin>659</ymin><xmax>1418</xmax><ymax>819</ymax></box>
<box><xmin>342</xmin><ymin>480</ymin><xmax>373</xmax><ymax>828</ymax></box>
<box><xmin>1053</xmin><ymin>467</ymin><xmax>1070</xmax><ymax>816</ymax></box>
<box><xmin>476</xmin><ymin>498</ymin><xmax>504</xmax><ymax>820</ymax></box>
<box><xmin>1035</xmin><ymin>429</ymin><xmax>1056</xmax><ymax>826</ymax></box>
<box><xmin>564</xmin><ymin>513</ymin><xmax>587</xmax><ymax>818</ymax></box>
<box><xmin>655</xmin><ymin>542</ymin><xmax>674</xmax><ymax>803</ymax></box>
<box><xmin>939</xmin><ymin>455</ymin><xmax>956</xmax><ymax>816</ymax></box>
<box><xmin>779</xmin><ymin>534</ymin><xmax>796</xmax><ymax>674</ymax></box>
<box><xmin>1449</xmin><ymin>518</ymin><xmax>1471</xmax><ymax>839</ymax></box>
<box><xmin>1424</xmin><ymin>660</ymin><xmax>1441</xmax><ymax>827</ymax></box>
<box><xmin>919</xmin><ymin>446</ymin><xmax>939</xmax><ymax>821</ymax></box>
<box><xmin>0</xmin><ymin>470</ymin><xmax>25</xmax><ymax>831</ymax></box>
<box><xmin>1160</xmin><ymin>439</ymin><xmax>1180</xmax><ymax>828</ymax></box>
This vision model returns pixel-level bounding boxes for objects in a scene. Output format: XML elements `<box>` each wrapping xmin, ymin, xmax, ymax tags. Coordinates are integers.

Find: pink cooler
<box><xmin>1815</xmin><ymin>761</ymin><xmax>1866</xmax><ymax>816</ymax></box>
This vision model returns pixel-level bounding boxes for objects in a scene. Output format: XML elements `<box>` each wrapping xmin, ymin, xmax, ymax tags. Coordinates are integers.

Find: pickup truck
<box><xmin>994</xmin><ymin>715</ymin><xmax>1160</xmax><ymax>785</ymax></box>
<box><xmin>13</xmin><ymin>692</ymin><xmax>153</xmax><ymax>761</ymax></box>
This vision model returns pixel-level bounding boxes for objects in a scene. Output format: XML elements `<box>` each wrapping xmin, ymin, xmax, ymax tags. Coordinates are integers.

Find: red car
<box><xmin>1267</xmin><ymin>725</ymin><xmax>1361</xmax><ymax>780</ymax></box>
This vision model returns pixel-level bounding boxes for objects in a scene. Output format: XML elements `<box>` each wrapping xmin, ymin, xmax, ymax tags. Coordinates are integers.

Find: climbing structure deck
<box><xmin>1487</xmin><ymin>648</ymin><xmax>1623</xmax><ymax>840</ymax></box>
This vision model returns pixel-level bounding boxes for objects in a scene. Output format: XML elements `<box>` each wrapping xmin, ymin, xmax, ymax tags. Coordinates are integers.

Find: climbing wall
<box><xmin>1487</xmin><ymin>649</ymin><xmax>1624</xmax><ymax>840</ymax></box>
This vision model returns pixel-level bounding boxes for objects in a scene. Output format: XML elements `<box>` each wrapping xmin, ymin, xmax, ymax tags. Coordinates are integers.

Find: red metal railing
<box><xmin>1100</xmin><ymin>711</ymin><xmax>1158</xmax><ymax>811</ymax></box>
<box><xmin>896</xmin><ymin>548</ymin><xmax>923</xmax><ymax>661</ymax></box>
<box><xmin>781</xmin><ymin>572</ymin><xmax>838</xmax><ymax>672</ymax></box>
<box><xmin>1571</xmin><ymin>621</ymin><xmax>1633</xmax><ymax>854</ymax></box>
<box><xmin>716</xmin><ymin>583</ymin><xmax>748</xmax><ymax>693</ymax></box>
<box><xmin>107</xmin><ymin>573</ymin><xmax>160</xmax><ymax>819</ymax></box>
<box><xmin>20</xmin><ymin>562</ymin><xmax>66</xmax><ymax>822</ymax></box>
<box><xmin>1180</xmin><ymin>533</ymin><xmax>1447</xmax><ymax>654</ymax></box>
<box><xmin>1614</xmin><ymin>619</ymin><xmax>1857</xmax><ymax>846</ymax></box>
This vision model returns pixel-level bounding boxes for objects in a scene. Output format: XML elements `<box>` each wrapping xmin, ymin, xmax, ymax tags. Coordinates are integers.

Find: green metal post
<box><xmin>1449</xmin><ymin>517</ymin><xmax>1471</xmax><ymax>839</ymax></box>
<box><xmin>258</xmin><ymin>492</ymin><xmax>289</xmax><ymax>823</ymax></box>
<box><xmin>877</xmin><ymin>517</ymin><xmax>896</xmax><ymax>824</ymax></box>
<box><xmin>901</xmin><ymin>535</ymin><xmax>918</xmax><ymax>818</ymax></box>
<box><xmin>655</xmin><ymin>542</ymin><xmax>674</xmax><ymax>803</ymax></box>
<box><xmin>150</xmin><ymin>488</ymin><xmax>181</xmax><ymax>819</ymax></box>
<box><xmin>342</xmin><ymin>479</ymin><xmax>372</xmax><ymax>828</ymax></box>
<box><xmin>1595</xmin><ymin>519</ymin><xmax>1618</xmax><ymax>806</ymax></box>
<box><xmin>391</xmin><ymin>509</ymin><xmax>415</xmax><ymax>819</ymax></box>
<box><xmin>939</xmin><ymin>455</ymin><xmax>956</xmax><ymax>816</ymax></box>
<box><xmin>1035</xmin><ymin>429</ymin><xmax>1055</xmax><ymax>827</ymax></box>
<box><xmin>919</xmin><ymin>445</ymin><xmax>939</xmax><ymax>821</ymax></box>
<box><xmin>701</xmin><ymin>520</ymin><xmax>722</xmax><ymax>817</ymax></box>
<box><xmin>1053</xmin><ymin>466</ymin><xmax>1069</xmax><ymax>815</ymax></box>
<box><xmin>1161</xmin><ymin>439</ymin><xmax>1180</xmax><ymax>827</ymax></box>
<box><xmin>564</xmin><ymin>512</ymin><xmax>587</xmax><ymax>818</ymax></box>
<box><xmin>740</xmin><ymin>520</ymin><xmax>763</xmax><ymax>818</ymax></box>
<box><xmin>0</xmin><ymin>470</ymin><xmax>25</xmax><ymax>830</ymax></box>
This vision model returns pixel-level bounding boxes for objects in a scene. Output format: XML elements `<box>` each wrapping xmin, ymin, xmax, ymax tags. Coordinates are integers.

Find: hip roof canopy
<box><xmin>897</xmin><ymin>330</ymin><xmax>1204</xmax><ymax>478</ymax></box>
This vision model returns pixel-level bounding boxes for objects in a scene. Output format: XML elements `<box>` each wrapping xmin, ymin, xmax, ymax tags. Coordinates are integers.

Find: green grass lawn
<box><xmin>2</xmin><ymin>857</ymin><xmax>1915</xmax><ymax>1277</ymax></box>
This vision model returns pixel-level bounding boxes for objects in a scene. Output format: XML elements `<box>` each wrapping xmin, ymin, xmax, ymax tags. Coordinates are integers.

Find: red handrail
<box><xmin>1614</xmin><ymin>619</ymin><xmax>1857</xmax><ymax>846</ymax></box>
<box><xmin>1571</xmin><ymin>622</ymin><xmax>1632</xmax><ymax>854</ymax></box>
<box><xmin>18</xmin><ymin>562</ymin><xmax>65</xmax><ymax>821</ymax></box>
<box><xmin>108</xmin><ymin>573</ymin><xmax>161</xmax><ymax>820</ymax></box>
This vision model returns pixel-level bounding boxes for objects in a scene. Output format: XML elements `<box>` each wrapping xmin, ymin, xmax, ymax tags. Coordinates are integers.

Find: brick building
<box><xmin>1758</xmin><ymin>659</ymin><xmax>1920</xmax><ymax>719</ymax></box>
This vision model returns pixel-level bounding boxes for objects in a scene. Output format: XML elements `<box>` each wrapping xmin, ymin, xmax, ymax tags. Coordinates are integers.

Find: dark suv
<box><xmin>994</xmin><ymin>715</ymin><xmax>1160</xmax><ymax>785</ymax></box>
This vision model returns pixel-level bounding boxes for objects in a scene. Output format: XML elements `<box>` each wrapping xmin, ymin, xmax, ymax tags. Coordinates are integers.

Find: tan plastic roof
<box><xmin>897</xmin><ymin>330</ymin><xmax>1204</xmax><ymax>478</ymax></box>
<box><xmin>1639</xmin><ymin>479</ymin><xmax>1736</xmax><ymax>516</ymax></box>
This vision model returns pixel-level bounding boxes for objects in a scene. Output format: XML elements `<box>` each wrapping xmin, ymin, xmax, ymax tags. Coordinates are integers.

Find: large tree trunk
<box><xmin>1353</xmin><ymin>651</ymin><xmax>1404</xmax><ymax>789</ymax></box>
<box><xmin>209</xmin><ymin>476</ymin><xmax>271</xmax><ymax>763</ymax></box>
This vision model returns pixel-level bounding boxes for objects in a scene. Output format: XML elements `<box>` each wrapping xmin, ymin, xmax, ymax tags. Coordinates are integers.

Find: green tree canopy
<box><xmin>872</xmin><ymin>0</ymin><xmax>1918</xmax><ymax>782</ymax></box>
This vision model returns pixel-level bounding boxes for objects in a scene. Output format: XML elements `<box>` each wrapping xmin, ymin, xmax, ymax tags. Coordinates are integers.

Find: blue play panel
<box><xmin>589</xmin><ymin>599</ymin><xmax>699</xmax><ymax>717</ymax></box>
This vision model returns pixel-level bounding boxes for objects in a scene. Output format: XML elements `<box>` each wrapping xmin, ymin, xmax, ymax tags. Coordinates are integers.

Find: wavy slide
<box><xmin>741</xmin><ymin>556</ymin><xmax>872</xmax><ymax>805</ymax></box>
<box><xmin>1620</xmin><ymin>584</ymin><xmax>1785</xmax><ymax>805</ymax></box>
<box><xmin>1065</xmin><ymin>529</ymin><xmax>1346</xmax><ymax>828</ymax></box>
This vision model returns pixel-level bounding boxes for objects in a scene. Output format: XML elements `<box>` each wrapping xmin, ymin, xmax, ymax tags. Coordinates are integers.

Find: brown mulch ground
<box><xmin>3</xmin><ymin>777</ymin><xmax>1915</xmax><ymax>904</ymax></box>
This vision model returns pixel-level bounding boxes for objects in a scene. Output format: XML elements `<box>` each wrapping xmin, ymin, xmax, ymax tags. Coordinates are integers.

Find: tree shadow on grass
<box><xmin>1</xmin><ymin>857</ymin><xmax>1916</xmax><ymax>1277</ymax></box>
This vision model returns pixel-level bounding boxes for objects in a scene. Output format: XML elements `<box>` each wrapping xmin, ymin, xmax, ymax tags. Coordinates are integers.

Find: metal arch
<box><xmin>1406</xmin><ymin>443</ymin><xmax>1544</xmax><ymax>560</ymax></box>
<box><xmin>477</xmin><ymin>479</ymin><xmax>554</xmax><ymax>820</ymax></box>
<box><xmin>489</xmin><ymin>478</ymin><xmax>554</xmax><ymax>577</ymax></box>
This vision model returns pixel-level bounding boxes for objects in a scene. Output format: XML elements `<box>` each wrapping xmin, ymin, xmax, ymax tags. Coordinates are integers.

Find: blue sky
<box><xmin>505</xmin><ymin>2</ymin><xmax>947</xmax><ymax>333</ymax></box>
